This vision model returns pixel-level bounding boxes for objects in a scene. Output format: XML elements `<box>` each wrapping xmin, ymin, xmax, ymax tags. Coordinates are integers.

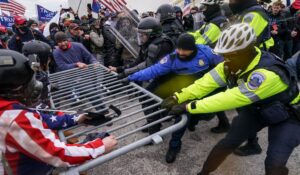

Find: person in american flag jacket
<box><xmin>0</xmin><ymin>50</ymin><xmax>117</xmax><ymax>175</ymax></box>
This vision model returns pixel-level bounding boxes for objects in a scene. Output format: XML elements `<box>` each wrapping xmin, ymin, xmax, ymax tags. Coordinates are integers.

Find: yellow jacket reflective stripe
<box><xmin>189</xmin><ymin>23</ymin><xmax>221</xmax><ymax>46</ymax></box>
<box><xmin>242</xmin><ymin>12</ymin><xmax>274</xmax><ymax>49</ymax></box>
<box><xmin>186</xmin><ymin>69</ymin><xmax>287</xmax><ymax>114</ymax></box>
<box><xmin>176</xmin><ymin>48</ymin><xmax>288</xmax><ymax>114</ymax></box>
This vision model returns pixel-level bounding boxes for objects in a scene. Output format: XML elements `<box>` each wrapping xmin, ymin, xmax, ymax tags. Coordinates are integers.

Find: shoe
<box><xmin>141</xmin><ymin>123</ymin><xmax>162</xmax><ymax>134</ymax></box>
<box><xmin>234</xmin><ymin>138</ymin><xmax>262</xmax><ymax>156</ymax></box>
<box><xmin>141</xmin><ymin>123</ymin><xmax>149</xmax><ymax>133</ymax></box>
<box><xmin>148</xmin><ymin>123</ymin><xmax>162</xmax><ymax>135</ymax></box>
<box><xmin>210</xmin><ymin>123</ymin><xmax>230</xmax><ymax>134</ymax></box>
<box><xmin>165</xmin><ymin>147</ymin><xmax>180</xmax><ymax>163</ymax></box>
<box><xmin>197</xmin><ymin>171</ymin><xmax>209</xmax><ymax>175</ymax></box>
<box><xmin>188</xmin><ymin>124</ymin><xmax>196</xmax><ymax>132</ymax></box>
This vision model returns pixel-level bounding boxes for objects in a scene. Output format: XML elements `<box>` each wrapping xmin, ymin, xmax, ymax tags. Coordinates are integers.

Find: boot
<box><xmin>188</xmin><ymin>124</ymin><xmax>196</xmax><ymax>132</ymax></box>
<box><xmin>210</xmin><ymin>122</ymin><xmax>230</xmax><ymax>133</ymax></box>
<box><xmin>148</xmin><ymin>123</ymin><xmax>162</xmax><ymax>135</ymax></box>
<box><xmin>165</xmin><ymin>147</ymin><xmax>180</xmax><ymax>163</ymax></box>
<box><xmin>211</xmin><ymin>113</ymin><xmax>230</xmax><ymax>133</ymax></box>
<box><xmin>234</xmin><ymin>137</ymin><xmax>262</xmax><ymax>156</ymax></box>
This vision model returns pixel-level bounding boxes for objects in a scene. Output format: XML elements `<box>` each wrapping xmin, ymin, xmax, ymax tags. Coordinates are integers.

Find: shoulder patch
<box><xmin>160</xmin><ymin>57</ymin><xmax>168</xmax><ymax>64</ymax></box>
<box><xmin>199</xmin><ymin>59</ymin><xmax>205</xmax><ymax>66</ymax></box>
<box><xmin>247</xmin><ymin>72</ymin><xmax>265</xmax><ymax>90</ymax></box>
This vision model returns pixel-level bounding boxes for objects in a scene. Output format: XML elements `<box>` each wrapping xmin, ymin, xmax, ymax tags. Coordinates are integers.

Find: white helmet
<box><xmin>200</xmin><ymin>0</ymin><xmax>223</xmax><ymax>5</ymax></box>
<box><xmin>214</xmin><ymin>23</ymin><xmax>256</xmax><ymax>54</ymax></box>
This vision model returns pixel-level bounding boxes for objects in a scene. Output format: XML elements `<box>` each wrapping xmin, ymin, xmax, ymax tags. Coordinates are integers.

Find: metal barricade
<box><xmin>49</xmin><ymin>64</ymin><xmax>187</xmax><ymax>175</ymax></box>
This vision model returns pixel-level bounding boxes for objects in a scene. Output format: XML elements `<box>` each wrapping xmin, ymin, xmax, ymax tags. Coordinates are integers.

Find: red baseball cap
<box><xmin>0</xmin><ymin>25</ymin><xmax>7</xmax><ymax>34</ymax></box>
<box><xmin>292</xmin><ymin>0</ymin><xmax>300</xmax><ymax>10</ymax></box>
<box><xmin>14</xmin><ymin>15</ymin><xmax>27</xmax><ymax>25</ymax></box>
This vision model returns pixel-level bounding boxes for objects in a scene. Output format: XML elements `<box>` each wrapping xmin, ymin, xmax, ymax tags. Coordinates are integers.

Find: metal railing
<box><xmin>49</xmin><ymin>64</ymin><xmax>187</xmax><ymax>175</ymax></box>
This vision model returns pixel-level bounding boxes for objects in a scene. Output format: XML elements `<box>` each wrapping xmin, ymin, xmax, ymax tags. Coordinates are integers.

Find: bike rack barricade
<box><xmin>49</xmin><ymin>64</ymin><xmax>188</xmax><ymax>175</ymax></box>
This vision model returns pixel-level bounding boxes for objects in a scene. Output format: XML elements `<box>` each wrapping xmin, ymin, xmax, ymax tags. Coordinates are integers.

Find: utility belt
<box><xmin>256</xmin><ymin>101</ymin><xmax>298</xmax><ymax>125</ymax></box>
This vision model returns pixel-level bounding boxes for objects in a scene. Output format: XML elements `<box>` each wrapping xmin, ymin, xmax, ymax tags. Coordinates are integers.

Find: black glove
<box><xmin>84</xmin><ymin>111</ymin><xmax>111</xmax><ymax>126</ymax></box>
<box><xmin>161</xmin><ymin>96</ymin><xmax>178</xmax><ymax>110</ymax></box>
<box><xmin>50</xmin><ymin>84</ymin><xmax>60</xmax><ymax>92</ymax></box>
<box><xmin>120</xmin><ymin>78</ymin><xmax>130</xmax><ymax>85</ymax></box>
<box><xmin>116</xmin><ymin>66</ymin><xmax>124</xmax><ymax>73</ymax></box>
<box><xmin>168</xmin><ymin>103</ymin><xmax>187</xmax><ymax>116</ymax></box>
<box><xmin>82</xmin><ymin>132</ymin><xmax>110</xmax><ymax>143</ymax></box>
<box><xmin>117</xmin><ymin>72</ymin><xmax>127</xmax><ymax>79</ymax></box>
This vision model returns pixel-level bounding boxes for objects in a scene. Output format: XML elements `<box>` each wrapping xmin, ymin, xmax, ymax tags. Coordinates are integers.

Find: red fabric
<box><xmin>0</xmin><ymin>99</ymin><xmax>105</xmax><ymax>174</ymax></box>
<box><xmin>293</xmin><ymin>0</ymin><xmax>300</xmax><ymax>10</ymax></box>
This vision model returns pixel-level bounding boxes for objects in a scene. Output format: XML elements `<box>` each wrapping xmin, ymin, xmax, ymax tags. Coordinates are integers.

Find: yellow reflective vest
<box><xmin>175</xmin><ymin>48</ymin><xmax>290</xmax><ymax>114</ymax></box>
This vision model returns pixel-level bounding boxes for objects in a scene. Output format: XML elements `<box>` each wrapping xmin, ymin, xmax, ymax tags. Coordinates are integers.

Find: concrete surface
<box><xmin>89</xmin><ymin>110</ymin><xmax>300</xmax><ymax>175</ymax></box>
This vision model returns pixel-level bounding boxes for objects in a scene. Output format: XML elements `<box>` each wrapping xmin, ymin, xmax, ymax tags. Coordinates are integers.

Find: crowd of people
<box><xmin>0</xmin><ymin>0</ymin><xmax>300</xmax><ymax>174</ymax></box>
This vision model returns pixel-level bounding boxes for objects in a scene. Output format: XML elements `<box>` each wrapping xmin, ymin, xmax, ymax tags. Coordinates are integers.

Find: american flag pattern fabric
<box><xmin>0</xmin><ymin>99</ymin><xmax>105</xmax><ymax>175</ymax></box>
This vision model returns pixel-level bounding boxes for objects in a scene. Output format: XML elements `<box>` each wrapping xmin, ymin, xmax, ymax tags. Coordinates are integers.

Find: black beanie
<box><xmin>177</xmin><ymin>33</ymin><xmax>196</xmax><ymax>51</ymax></box>
<box><xmin>54</xmin><ymin>31</ymin><xmax>68</xmax><ymax>43</ymax></box>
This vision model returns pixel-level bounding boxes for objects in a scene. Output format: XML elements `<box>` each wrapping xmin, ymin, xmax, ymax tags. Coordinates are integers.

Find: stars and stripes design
<box><xmin>183</xmin><ymin>0</ymin><xmax>192</xmax><ymax>17</ymax></box>
<box><xmin>0</xmin><ymin>0</ymin><xmax>25</xmax><ymax>15</ymax></box>
<box><xmin>0</xmin><ymin>100</ymin><xmax>105</xmax><ymax>175</ymax></box>
<box><xmin>99</xmin><ymin>0</ymin><xmax>127</xmax><ymax>13</ymax></box>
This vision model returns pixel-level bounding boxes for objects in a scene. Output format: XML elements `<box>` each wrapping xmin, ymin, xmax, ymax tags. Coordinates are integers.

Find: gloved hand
<box><xmin>120</xmin><ymin>78</ymin><xmax>130</xmax><ymax>85</ymax></box>
<box><xmin>168</xmin><ymin>103</ymin><xmax>187</xmax><ymax>116</ymax></box>
<box><xmin>50</xmin><ymin>83</ymin><xmax>60</xmax><ymax>92</ymax></box>
<box><xmin>117</xmin><ymin>72</ymin><xmax>127</xmax><ymax>79</ymax></box>
<box><xmin>161</xmin><ymin>96</ymin><xmax>178</xmax><ymax>110</ymax></box>
<box><xmin>82</xmin><ymin>132</ymin><xmax>110</xmax><ymax>143</ymax></box>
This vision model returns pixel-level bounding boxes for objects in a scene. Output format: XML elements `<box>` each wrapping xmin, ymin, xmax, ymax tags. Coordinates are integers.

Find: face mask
<box><xmin>0</xmin><ymin>34</ymin><xmax>9</xmax><ymax>42</ymax></box>
<box><xmin>19</xmin><ymin>26</ymin><xmax>29</xmax><ymax>33</ymax></box>
<box><xmin>33</xmin><ymin>27</ymin><xmax>39</xmax><ymax>31</ymax></box>
<box><xmin>229</xmin><ymin>2</ymin><xmax>242</xmax><ymax>14</ymax></box>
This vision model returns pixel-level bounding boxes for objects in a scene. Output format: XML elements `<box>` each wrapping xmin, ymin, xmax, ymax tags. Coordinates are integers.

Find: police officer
<box><xmin>174</xmin><ymin>6</ymin><xmax>183</xmax><ymax>25</ymax></box>
<box><xmin>22</xmin><ymin>40</ymin><xmax>54</xmax><ymax>108</ymax></box>
<box><xmin>109</xmin><ymin>17</ymin><xmax>174</xmax><ymax>134</ymax></box>
<box><xmin>162</xmin><ymin>23</ymin><xmax>300</xmax><ymax>175</ymax></box>
<box><xmin>126</xmin><ymin>33</ymin><xmax>230</xmax><ymax>163</ymax></box>
<box><xmin>228</xmin><ymin>0</ymin><xmax>275</xmax><ymax>156</ymax></box>
<box><xmin>109</xmin><ymin>17</ymin><xmax>174</xmax><ymax>78</ymax></box>
<box><xmin>0</xmin><ymin>50</ymin><xmax>117</xmax><ymax>175</ymax></box>
<box><xmin>190</xmin><ymin>0</ymin><xmax>228</xmax><ymax>48</ymax></box>
<box><xmin>229</xmin><ymin>0</ymin><xmax>274</xmax><ymax>50</ymax></box>
<box><xmin>155</xmin><ymin>4</ymin><xmax>185</xmax><ymax>44</ymax></box>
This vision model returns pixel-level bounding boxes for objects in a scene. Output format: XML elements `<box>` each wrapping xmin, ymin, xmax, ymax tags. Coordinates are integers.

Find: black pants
<box><xmin>201</xmin><ymin>106</ymin><xmax>300</xmax><ymax>175</ymax></box>
<box><xmin>169</xmin><ymin>112</ymin><xmax>228</xmax><ymax>150</ymax></box>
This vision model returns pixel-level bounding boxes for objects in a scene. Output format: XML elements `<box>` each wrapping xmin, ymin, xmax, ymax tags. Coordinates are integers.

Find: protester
<box><xmin>53</xmin><ymin>32</ymin><xmax>98</xmax><ymax>71</ymax></box>
<box><xmin>8</xmin><ymin>15</ymin><xmax>51</xmax><ymax>53</ymax></box>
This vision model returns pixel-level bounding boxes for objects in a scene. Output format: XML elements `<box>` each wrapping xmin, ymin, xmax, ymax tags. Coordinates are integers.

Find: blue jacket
<box><xmin>128</xmin><ymin>44</ymin><xmax>223</xmax><ymax>82</ymax></box>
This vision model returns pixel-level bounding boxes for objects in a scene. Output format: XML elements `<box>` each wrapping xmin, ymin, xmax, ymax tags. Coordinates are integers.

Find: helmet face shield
<box><xmin>154</xmin><ymin>13</ymin><xmax>161</xmax><ymax>22</ymax></box>
<box><xmin>137</xmin><ymin>32</ymin><xmax>149</xmax><ymax>46</ymax></box>
<box><xmin>24</xmin><ymin>75</ymin><xmax>43</xmax><ymax>104</ymax></box>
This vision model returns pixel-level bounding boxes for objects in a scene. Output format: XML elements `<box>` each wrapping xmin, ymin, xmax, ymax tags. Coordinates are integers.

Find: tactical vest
<box><xmin>209</xmin><ymin>16</ymin><xmax>228</xmax><ymax>29</ymax></box>
<box><xmin>144</xmin><ymin>34</ymin><xmax>175</xmax><ymax>66</ymax></box>
<box><xmin>161</xmin><ymin>19</ymin><xmax>184</xmax><ymax>44</ymax></box>
<box><xmin>239</xmin><ymin>5</ymin><xmax>272</xmax><ymax>50</ymax></box>
<box><xmin>227</xmin><ymin>51</ymin><xmax>299</xmax><ymax>124</ymax></box>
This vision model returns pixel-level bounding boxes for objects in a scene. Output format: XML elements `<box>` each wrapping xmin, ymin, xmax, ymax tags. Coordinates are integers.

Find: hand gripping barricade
<box><xmin>48</xmin><ymin>64</ymin><xmax>187</xmax><ymax>175</ymax></box>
